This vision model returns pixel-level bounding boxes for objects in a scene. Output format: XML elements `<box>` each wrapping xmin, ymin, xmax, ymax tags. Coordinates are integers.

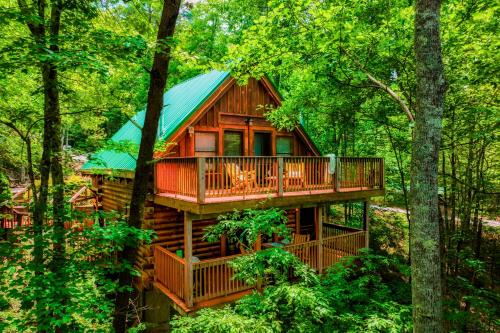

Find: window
<box><xmin>224</xmin><ymin>131</ymin><xmax>243</xmax><ymax>156</ymax></box>
<box><xmin>195</xmin><ymin>132</ymin><xmax>217</xmax><ymax>157</ymax></box>
<box><xmin>276</xmin><ymin>136</ymin><xmax>293</xmax><ymax>156</ymax></box>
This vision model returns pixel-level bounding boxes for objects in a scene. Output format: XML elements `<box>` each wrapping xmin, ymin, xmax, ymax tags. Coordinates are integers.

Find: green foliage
<box><xmin>171</xmin><ymin>307</ymin><xmax>274</xmax><ymax>333</ymax></box>
<box><xmin>0</xmin><ymin>211</ymin><xmax>154</xmax><ymax>332</ymax></box>
<box><xmin>322</xmin><ymin>251</ymin><xmax>412</xmax><ymax>332</ymax></box>
<box><xmin>443</xmin><ymin>242</ymin><xmax>500</xmax><ymax>332</ymax></box>
<box><xmin>0</xmin><ymin>171</ymin><xmax>11</xmax><ymax>205</ymax></box>
<box><xmin>369</xmin><ymin>211</ymin><xmax>408</xmax><ymax>256</ymax></box>
<box><xmin>229</xmin><ymin>248</ymin><xmax>319</xmax><ymax>286</ymax></box>
<box><xmin>204</xmin><ymin>208</ymin><xmax>290</xmax><ymax>251</ymax></box>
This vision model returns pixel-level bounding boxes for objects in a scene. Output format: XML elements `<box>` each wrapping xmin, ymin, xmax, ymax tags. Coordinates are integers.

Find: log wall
<box><xmin>101</xmin><ymin>177</ymin><xmax>133</xmax><ymax>213</ymax></box>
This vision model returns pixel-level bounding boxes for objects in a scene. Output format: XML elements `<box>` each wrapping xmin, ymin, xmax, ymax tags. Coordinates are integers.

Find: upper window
<box><xmin>195</xmin><ymin>132</ymin><xmax>217</xmax><ymax>157</ymax></box>
<box><xmin>224</xmin><ymin>131</ymin><xmax>243</xmax><ymax>156</ymax></box>
<box><xmin>276</xmin><ymin>136</ymin><xmax>293</xmax><ymax>156</ymax></box>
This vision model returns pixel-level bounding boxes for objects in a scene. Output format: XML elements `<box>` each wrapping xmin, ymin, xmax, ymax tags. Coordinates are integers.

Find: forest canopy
<box><xmin>0</xmin><ymin>0</ymin><xmax>498</xmax><ymax>332</ymax></box>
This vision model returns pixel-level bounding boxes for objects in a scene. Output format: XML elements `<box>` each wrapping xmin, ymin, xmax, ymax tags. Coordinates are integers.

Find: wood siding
<box><xmin>198</xmin><ymin>78</ymin><xmax>276</xmax><ymax>125</ymax></box>
<box><xmin>101</xmin><ymin>177</ymin><xmax>133</xmax><ymax>212</ymax></box>
<box><xmin>165</xmin><ymin>78</ymin><xmax>316</xmax><ymax>158</ymax></box>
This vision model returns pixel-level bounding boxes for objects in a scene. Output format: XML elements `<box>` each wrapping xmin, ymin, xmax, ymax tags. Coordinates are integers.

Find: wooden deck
<box><xmin>154</xmin><ymin>156</ymin><xmax>384</xmax><ymax>214</ymax></box>
<box><xmin>154</xmin><ymin>227</ymin><xmax>367</xmax><ymax>314</ymax></box>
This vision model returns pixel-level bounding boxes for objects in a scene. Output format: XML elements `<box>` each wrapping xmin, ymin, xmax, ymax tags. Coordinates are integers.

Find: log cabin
<box><xmin>1</xmin><ymin>187</ymin><xmax>31</xmax><ymax>230</ymax></box>
<box><xmin>81</xmin><ymin>70</ymin><xmax>385</xmax><ymax>315</ymax></box>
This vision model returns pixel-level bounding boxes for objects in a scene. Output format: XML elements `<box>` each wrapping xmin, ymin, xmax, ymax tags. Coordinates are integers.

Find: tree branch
<box><xmin>341</xmin><ymin>47</ymin><xmax>415</xmax><ymax>122</ymax></box>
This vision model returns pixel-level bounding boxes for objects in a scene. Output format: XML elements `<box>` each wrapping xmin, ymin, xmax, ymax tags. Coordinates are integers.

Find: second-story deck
<box><xmin>154</xmin><ymin>156</ymin><xmax>384</xmax><ymax>214</ymax></box>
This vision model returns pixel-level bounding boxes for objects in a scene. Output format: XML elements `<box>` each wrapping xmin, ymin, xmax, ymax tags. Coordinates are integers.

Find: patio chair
<box><xmin>291</xmin><ymin>233</ymin><xmax>312</xmax><ymax>266</ymax></box>
<box><xmin>292</xmin><ymin>233</ymin><xmax>310</xmax><ymax>244</ymax></box>
<box><xmin>284</xmin><ymin>162</ymin><xmax>305</xmax><ymax>189</ymax></box>
<box><xmin>224</xmin><ymin>163</ymin><xmax>258</xmax><ymax>191</ymax></box>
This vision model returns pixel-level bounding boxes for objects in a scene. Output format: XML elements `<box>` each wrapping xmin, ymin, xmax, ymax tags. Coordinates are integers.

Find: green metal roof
<box><xmin>82</xmin><ymin>70</ymin><xmax>230</xmax><ymax>171</ymax></box>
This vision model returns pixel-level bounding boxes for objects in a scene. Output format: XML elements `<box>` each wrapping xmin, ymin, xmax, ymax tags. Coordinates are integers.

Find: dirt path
<box><xmin>372</xmin><ymin>205</ymin><xmax>500</xmax><ymax>228</ymax></box>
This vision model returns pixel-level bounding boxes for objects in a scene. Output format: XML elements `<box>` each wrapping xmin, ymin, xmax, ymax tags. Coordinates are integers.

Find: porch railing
<box><xmin>192</xmin><ymin>254</ymin><xmax>251</xmax><ymax>303</ymax></box>
<box><xmin>155</xmin><ymin>156</ymin><xmax>384</xmax><ymax>202</ymax></box>
<box><xmin>322</xmin><ymin>231</ymin><xmax>366</xmax><ymax>268</ymax></box>
<box><xmin>154</xmin><ymin>246</ymin><xmax>185</xmax><ymax>302</ymax></box>
<box><xmin>153</xmin><ymin>230</ymin><xmax>367</xmax><ymax>307</ymax></box>
<box><xmin>337</xmin><ymin>157</ymin><xmax>384</xmax><ymax>189</ymax></box>
<box><xmin>155</xmin><ymin>158</ymin><xmax>198</xmax><ymax>198</ymax></box>
<box><xmin>284</xmin><ymin>240</ymin><xmax>321</xmax><ymax>271</ymax></box>
<box><xmin>322</xmin><ymin>223</ymin><xmax>363</xmax><ymax>238</ymax></box>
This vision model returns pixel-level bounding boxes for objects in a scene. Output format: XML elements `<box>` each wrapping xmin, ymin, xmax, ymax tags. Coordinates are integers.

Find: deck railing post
<box><xmin>197</xmin><ymin>157</ymin><xmax>206</xmax><ymax>203</ymax></box>
<box><xmin>184</xmin><ymin>212</ymin><xmax>194</xmax><ymax>308</ymax></box>
<box><xmin>363</xmin><ymin>200</ymin><xmax>370</xmax><ymax>249</ymax></box>
<box><xmin>278</xmin><ymin>157</ymin><xmax>284</xmax><ymax>196</ymax></box>
<box><xmin>318</xmin><ymin>205</ymin><xmax>324</xmax><ymax>274</ymax></box>
<box><xmin>255</xmin><ymin>234</ymin><xmax>263</xmax><ymax>291</ymax></box>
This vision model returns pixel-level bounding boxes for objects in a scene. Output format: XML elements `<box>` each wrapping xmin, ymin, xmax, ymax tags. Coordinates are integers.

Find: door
<box><xmin>299</xmin><ymin>207</ymin><xmax>316</xmax><ymax>240</ymax></box>
<box><xmin>254</xmin><ymin>132</ymin><xmax>272</xmax><ymax>186</ymax></box>
<box><xmin>253</xmin><ymin>132</ymin><xmax>272</xmax><ymax>156</ymax></box>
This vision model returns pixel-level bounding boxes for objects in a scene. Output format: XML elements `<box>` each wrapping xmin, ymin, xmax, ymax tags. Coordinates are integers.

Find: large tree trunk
<box><xmin>16</xmin><ymin>0</ymin><xmax>65</xmax><ymax>330</ymax></box>
<box><xmin>410</xmin><ymin>0</ymin><xmax>447</xmax><ymax>332</ymax></box>
<box><xmin>112</xmin><ymin>1</ymin><xmax>181</xmax><ymax>331</ymax></box>
<box><xmin>46</xmin><ymin>0</ymin><xmax>65</xmax><ymax>275</ymax></box>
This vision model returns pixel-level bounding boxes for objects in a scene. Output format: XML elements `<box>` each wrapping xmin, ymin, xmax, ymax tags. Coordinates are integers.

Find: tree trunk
<box><xmin>16</xmin><ymin>0</ymin><xmax>64</xmax><ymax>329</ymax></box>
<box><xmin>410</xmin><ymin>0</ymin><xmax>446</xmax><ymax>332</ymax></box>
<box><xmin>112</xmin><ymin>1</ymin><xmax>181</xmax><ymax>331</ymax></box>
<box><xmin>45</xmin><ymin>0</ymin><xmax>65</xmax><ymax>275</ymax></box>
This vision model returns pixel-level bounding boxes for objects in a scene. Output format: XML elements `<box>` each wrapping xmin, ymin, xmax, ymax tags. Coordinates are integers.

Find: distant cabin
<box><xmin>81</xmin><ymin>70</ymin><xmax>384</xmax><ymax>314</ymax></box>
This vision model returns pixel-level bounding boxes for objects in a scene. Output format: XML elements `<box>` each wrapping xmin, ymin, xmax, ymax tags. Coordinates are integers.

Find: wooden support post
<box><xmin>363</xmin><ymin>200</ymin><xmax>370</xmax><ymax>248</ymax></box>
<box><xmin>318</xmin><ymin>205</ymin><xmax>324</xmax><ymax>274</ymax></box>
<box><xmin>254</xmin><ymin>234</ymin><xmax>262</xmax><ymax>251</ymax></box>
<box><xmin>296</xmin><ymin>208</ymin><xmax>301</xmax><ymax>234</ymax></box>
<box><xmin>220</xmin><ymin>235</ymin><xmax>227</xmax><ymax>256</ymax></box>
<box><xmin>278</xmin><ymin>157</ymin><xmax>284</xmax><ymax>197</ymax></box>
<box><xmin>197</xmin><ymin>157</ymin><xmax>206</xmax><ymax>204</ymax></box>
<box><xmin>184</xmin><ymin>211</ymin><xmax>194</xmax><ymax>308</ymax></box>
<box><xmin>255</xmin><ymin>233</ymin><xmax>263</xmax><ymax>291</ymax></box>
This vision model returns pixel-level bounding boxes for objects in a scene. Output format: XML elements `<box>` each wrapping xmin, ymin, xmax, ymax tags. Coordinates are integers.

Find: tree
<box><xmin>112</xmin><ymin>0</ymin><xmax>182</xmax><ymax>331</ymax></box>
<box><xmin>410</xmin><ymin>0</ymin><xmax>447</xmax><ymax>331</ymax></box>
<box><xmin>13</xmin><ymin>0</ymin><xmax>69</xmax><ymax>328</ymax></box>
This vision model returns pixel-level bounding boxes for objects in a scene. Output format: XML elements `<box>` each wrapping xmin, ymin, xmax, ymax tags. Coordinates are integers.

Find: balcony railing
<box><xmin>154</xmin><ymin>229</ymin><xmax>366</xmax><ymax>309</ymax></box>
<box><xmin>155</xmin><ymin>156</ymin><xmax>384</xmax><ymax>203</ymax></box>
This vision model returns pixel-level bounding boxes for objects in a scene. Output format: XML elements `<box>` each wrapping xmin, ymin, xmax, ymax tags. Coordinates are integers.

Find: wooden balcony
<box><xmin>154</xmin><ymin>156</ymin><xmax>384</xmax><ymax>214</ymax></box>
<box><xmin>153</xmin><ymin>224</ymin><xmax>367</xmax><ymax>313</ymax></box>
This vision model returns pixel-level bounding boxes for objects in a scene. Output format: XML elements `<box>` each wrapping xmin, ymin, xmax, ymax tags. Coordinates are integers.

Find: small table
<box><xmin>262</xmin><ymin>242</ymin><xmax>286</xmax><ymax>249</ymax></box>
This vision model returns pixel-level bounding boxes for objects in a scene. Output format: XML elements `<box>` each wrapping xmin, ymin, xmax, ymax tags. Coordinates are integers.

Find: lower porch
<box><xmin>153</xmin><ymin>206</ymin><xmax>369</xmax><ymax>313</ymax></box>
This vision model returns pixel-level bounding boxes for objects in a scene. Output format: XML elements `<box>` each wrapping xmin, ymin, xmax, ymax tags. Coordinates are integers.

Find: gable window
<box><xmin>195</xmin><ymin>132</ymin><xmax>217</xmax><ymax>157</ymax></box>
<box><xmin>224</xmin><ymin>131</ymin><xmax>243</xmax><ymax>156</ymax></box>
<box><xmin>276</xmin><ymin>136</ymin><xmax>293</xmax><ymax>156</ymax></box>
